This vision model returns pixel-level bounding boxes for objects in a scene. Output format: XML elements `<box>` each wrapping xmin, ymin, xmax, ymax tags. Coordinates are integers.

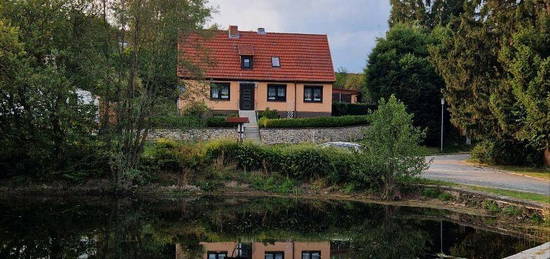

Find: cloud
<box><xmin>207</xmin><ymin>0</ymin><xmax>391</xmax><ymax>72</ymax></box>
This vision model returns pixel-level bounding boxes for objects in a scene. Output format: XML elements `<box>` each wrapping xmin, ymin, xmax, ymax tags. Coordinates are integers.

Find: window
<box><xmin>241</xmin><ymin>55</ymin><xmax>253</xmax><ymax>69</ymax></box>
<box><xmin>207</xmin><ymin>252</ymin><xmax>227</xmax><ymax>259</ymax></box>
<box><xmin>304</xmin><ymin>86</ymin><xmax>323</xmax><ymax>102</ymax></box>
<box><xmin>302</xmin><ymin>251</ymin><xmax>320</xmax><ymax>259</ymax></box>
<box><xmin>210</xmin><ymin>83</ymin><xmax>230</xmax><ymax>100</ymax></box>
<box><xmin>265</xmin><ymin>252</ymin><xmax>284</xmax><ymax>259</ymax></box>
<box><xmin>267</xmin><ymin>84</ymin><xmax>286</xmax><ymax>102</ymax></box>
<box><xmin>271</xmin><ymin>56</ymin><xmax>280</xmax><ymax>67</ymax></box>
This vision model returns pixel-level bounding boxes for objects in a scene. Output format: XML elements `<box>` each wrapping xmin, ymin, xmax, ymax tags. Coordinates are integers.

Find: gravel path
<box><xmin>422</xmin><ymin>154</ymin><xmax>550</xmax><ymax>196</ymax></box>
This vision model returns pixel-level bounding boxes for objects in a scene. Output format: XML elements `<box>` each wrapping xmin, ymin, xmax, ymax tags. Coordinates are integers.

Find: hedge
<box><xmin>206</xmin><ymin>117</ymin><xmax>236</xmax><ymax>128</ymax></box>
<box><xmin>143</xmin><ymin>139</ymin><xmax>384</xmax><ymax>190</ymax></box>
<box><xmin>332</xmin><ymin>103</ymin><xmax>376</xmax><ymax>116</ymax></box>
<box><xmin>258</xmin><ymin>115</ymin><xmax>369</xmax><ymax>128</ymax></box>
<box><xmin>151</xmin><ymin>115</ymin><xmax>204</xmax><ymax>129</ymax></box>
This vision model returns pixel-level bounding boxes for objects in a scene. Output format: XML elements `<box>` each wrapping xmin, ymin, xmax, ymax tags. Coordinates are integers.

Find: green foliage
<box><xmin>364</xmin><ymin>23</ymin><xmax>447</xmax><ymax>145</ymax></box>
<box><xmin>471</xmin><ymin>140</ymin><xmax>542</xmax><ymax>166</ymax></box>
<box><xmin>389</xmin><ymin>0</ymin><xmax>465</xmax><ymax>29</ymax></box>
<box><xmin>258</xmin><ymin>108</ymin><xmax>280</xmax><ymax>119</ymax></box>
<box><xmin>206</xmin><ymin>117</ymin><xmax>235</xmax><ymax>127</ymax></box>
<box><xmin>151</xmin><ymin>115</ymin><xmax>205</xmax><ymax>129</ymax></box>
<box><xmin>334</xmin><ymin>69</ymin><xmax>365</xmax><ymax>90</ymax></box>
<box><xmin>428</xmin><ymin>0</ymin><xmax>548</xmax><ymax>165</ymax></box>
<box><xmin>360</xmin><ymin>96</ymin><xmax>430</xmax><ymax>199</ymax></box>
<box><xmin>247</xmin><ymin>174</ymin><xmax>298</xmax><ymax>193</ymax></box>
<box><xmin>182</xmin><ymin>101</ymin><xmax>210</xmax><ymax>118</ymax></box>
<box><xmin>332</xmin><ymin>103</ymin><xmax>376</xmax><ymax>116</ymax></box>
<box><xmin>502</xmin><ymin>206</ymin><xmax>523</xmax><ymax>217</ymax></box>
<box><xmin>259</xmin><ymin>115</ymin><xmax>369</xmax><ymax>128</ymax></box>
<box><xmin>482</xmin><ymin>200</ymin><xmax>501</xmax><ymax>214</ymax></box>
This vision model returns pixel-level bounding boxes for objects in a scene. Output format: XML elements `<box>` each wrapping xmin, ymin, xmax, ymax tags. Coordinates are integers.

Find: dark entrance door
<box><xmin>239</xmin><ymin>83</ymin><xmax>255</xmax><ymax>110</ymax></box>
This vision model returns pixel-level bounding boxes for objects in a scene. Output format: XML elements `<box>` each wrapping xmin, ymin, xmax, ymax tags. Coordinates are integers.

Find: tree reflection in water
<box><xmin>0</xmin><ymin>196</ymin><xmax>540</xmax><ymax>258</ymax></box>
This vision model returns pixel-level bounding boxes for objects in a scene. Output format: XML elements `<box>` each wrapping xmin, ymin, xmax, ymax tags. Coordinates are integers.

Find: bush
<box><xmin>332</xmin><ymin>103</ymin><xmax>376</xmax><ymax>116</ymax></box>
<box><xmin>182</xmin><ymin>101</ymin><xmax>210</xmax><ymax>118</ymax></box>
<box><xmin>259</xmin><ymin>115</ymin><xmax>369</xmax><ymax>128</ymax></box>
<box><xmin>471</xmin><ymin>140</ymin><xmax>542</xmax><ymax>166</ymax></box>
<box><xmin>258</xmin><ymin>108</ymin><xmax>279</xmax><ymax>119</ymax></box>
<box><xmin>206</xmin><ymin>116</ymin><xmax>236</xmax><ymax>127</ymax></box>
<box><xmin>151</xmin><ymin>115</ymin><xmax>204</xmax><ymax>129</ymax></box>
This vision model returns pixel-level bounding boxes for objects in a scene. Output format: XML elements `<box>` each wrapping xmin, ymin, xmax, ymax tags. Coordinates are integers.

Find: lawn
<box><xmin>413</xmin><ymin>178</ymin><xmax>550</xmax><ymax>204</ymax></box>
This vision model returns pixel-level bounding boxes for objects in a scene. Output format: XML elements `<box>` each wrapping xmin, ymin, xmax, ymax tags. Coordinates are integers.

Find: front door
<box><xmin>239</xmin><ymin>83</ymin><xmax>255</xmax><ymax>110</ymax></box>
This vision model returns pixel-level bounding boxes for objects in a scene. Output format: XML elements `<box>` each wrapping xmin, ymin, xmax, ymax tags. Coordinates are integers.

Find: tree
<box><xmin>361</xmin><ymin>95</ymin><xmax>429</xmax><ymax>200</ymax></box>
<box><xmin>364</xmin><ymin>23</ymin><xmax>445</xmax><ymax>145</ymax></box>
<box><xmin>92</xmin><ymin>0</ymin><xmax>212</xmax><ymax>188</ymax></box>
<box><xmin>428</xmin><ymin>0</ymin><xmax>548</xmax><ymax>165</ymax></box>
<box><xmin>0</xmin><ymin>2</ymin><xmax>100</xmax><ymax>177</ymax></box>
<box><xmin>389</xmin><ymin>0</ymin><xmax>466</xmax><ymax>28</ymax></box>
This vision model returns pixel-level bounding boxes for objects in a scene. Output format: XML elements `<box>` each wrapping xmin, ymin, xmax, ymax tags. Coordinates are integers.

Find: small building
<box><xmin>177</xmin><ymin>25</ymin><xmax>336</xmax><ymax>117</ymax></box>
<box><xmin>332</xmin><ymin>88</ymin><xmax>361</xmax><ymax>104</ymax></box>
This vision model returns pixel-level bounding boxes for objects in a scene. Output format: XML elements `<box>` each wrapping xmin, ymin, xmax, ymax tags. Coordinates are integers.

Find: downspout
<box><xmin>294</xmin><ymin>81</ymin><xmax>297</xmax><ymax>118</ymax></box>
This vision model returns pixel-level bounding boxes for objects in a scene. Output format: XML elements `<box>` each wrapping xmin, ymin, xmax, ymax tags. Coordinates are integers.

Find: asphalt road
<box><xmin>422</xmin><ymin>154</ymin><xmax>550</xmax><ymax>196</ymax></box>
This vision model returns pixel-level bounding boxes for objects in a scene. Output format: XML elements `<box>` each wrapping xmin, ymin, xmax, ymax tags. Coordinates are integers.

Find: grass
<box><xmin>484</xmin><ymin>164</ymin><xmax>549</xmax><ymax>181</ymax></box>
<box><xmin>411</xmin><ymin>177</ymin><xmax>550</xmax><ymax>204</ymax></box>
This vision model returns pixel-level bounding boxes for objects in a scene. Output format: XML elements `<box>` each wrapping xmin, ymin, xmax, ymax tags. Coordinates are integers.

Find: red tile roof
<box><xmin>178</xmin><ymin>29</ymin><xmax>335</xmax><ymax>83</ymax></box>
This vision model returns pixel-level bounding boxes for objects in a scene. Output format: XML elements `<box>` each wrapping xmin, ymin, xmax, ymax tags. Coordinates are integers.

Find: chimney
<box><xmin>228</xmin><ymin>25</ymin><xmax>239</xmax><ymax>39</ymax></box>
<box><xmin>257</xmin><ymin>27</ymin><xmax>266</xmax><ymax>35</ymax></box>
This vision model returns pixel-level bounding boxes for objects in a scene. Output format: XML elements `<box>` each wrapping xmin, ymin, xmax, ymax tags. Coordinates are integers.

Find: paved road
<box><xmin>422</xmin><ymin>154</ymin><xmax>550</xmax><ymax>195</ymax></box>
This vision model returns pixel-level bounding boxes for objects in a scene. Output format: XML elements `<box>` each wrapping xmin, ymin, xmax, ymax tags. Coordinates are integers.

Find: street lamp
<box><xmin>440</xmin><ymin>97</ymin><xmax>445</xmax><ymax>152</ymax></box>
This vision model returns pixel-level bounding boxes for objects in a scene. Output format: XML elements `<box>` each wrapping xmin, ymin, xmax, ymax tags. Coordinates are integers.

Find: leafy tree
<box><xmin>364</xmin><ymin>23</ymin><xmax>446</xmax><ymax>145</ymax></box>
<box><xmin>0</xmin><ymin>2</ymin><xmax>101</xmax><ymax>177</ymax></box>
<box><xmin>360</xmin><ymin>95</ymin><xmax>429</xmax><ymax>200</ymax></box>
<box><xmin>389</xmin><ymin>0</ymin><xmax>466</xmax><ymax>28</ymax></box>
<box><xmin>428</xmin><ymin>0</ymin><xmax>548</xmax><ymax>165</ymax></box>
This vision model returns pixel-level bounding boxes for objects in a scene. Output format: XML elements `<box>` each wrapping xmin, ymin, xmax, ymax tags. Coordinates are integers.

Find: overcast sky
<box><xmin>206</xmin><ymin>0</ymin><xmax>391</xmax><ymax>73</ymax></box>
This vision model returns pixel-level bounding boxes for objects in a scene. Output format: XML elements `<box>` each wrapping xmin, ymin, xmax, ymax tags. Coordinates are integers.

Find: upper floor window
<box><xmin>210</xmin><ymin>82</ymin><xmax>230</xmax><ymax>100</ymax></box>
<box><xmin>271</xmin><ymin>56</ymin><xmax>280</xmax><ymax>67</ymax></box>
<box><xmin>208</xmin><ymin>252</ymin><xmax>227</xmax><ymax>259</ymax></box>
<box><xmin>267</xmin><ymin>84</ymin><xmax>286</xmax><ymax>102</ymax></box>
<box><xmin>301</xmin><ymin>251</ymin><xmax>320</xmax><ymax>259</ymax></box>
<box><xmin>241</xmin><ymin>55</ymin><xmax>253</xmax><ymax>69</ymax></box>
<box><xmin>304</xmin><ymin>86</ymin><xmax>323</xmax><ymax>103</ymax></box>
<box><xmin>265</xmin><ymin>251</ymin><xmax>284</xmax><ymax>259</ymax></box>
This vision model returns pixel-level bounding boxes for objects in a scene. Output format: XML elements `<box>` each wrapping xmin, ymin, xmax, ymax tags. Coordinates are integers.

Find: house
<box><xmin>175</xmin><ymin>241</ymin><xmax>330</xmax><ymax>259</ymax></box>
<box><xmin>177</xmin><ymin>25</ymin><xmax>335</xmax><ymax>117</ymax></box>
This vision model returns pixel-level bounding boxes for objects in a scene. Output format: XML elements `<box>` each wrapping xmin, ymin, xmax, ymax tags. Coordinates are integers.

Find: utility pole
<box><xmin>441</xmin><ymin>97</ymin><xmax>445</xmax><ymax>152</ymax></box>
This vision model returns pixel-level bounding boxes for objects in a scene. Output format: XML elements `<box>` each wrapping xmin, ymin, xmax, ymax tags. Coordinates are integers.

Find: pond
<box><xmin>0</xmin><ymin>195</ymin><xmax>543</xmax><ymax>258</ymax></box>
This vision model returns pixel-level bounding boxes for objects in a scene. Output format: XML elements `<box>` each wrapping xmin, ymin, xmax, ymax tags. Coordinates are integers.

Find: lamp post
<box><xmin>440</xmin><ymin>97</ymin><xmax>445</xmax><ymax>152</ymax></box>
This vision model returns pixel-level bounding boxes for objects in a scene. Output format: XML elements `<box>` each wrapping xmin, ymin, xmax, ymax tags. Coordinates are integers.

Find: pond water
<box><xmin>0</xmin><ymin>195</ymin><xmax>543</xmax><ymax>259</ymax></box>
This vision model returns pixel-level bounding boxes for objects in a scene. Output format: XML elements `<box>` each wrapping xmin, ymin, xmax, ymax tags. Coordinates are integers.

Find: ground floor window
<box><xmin>210</xmin><ymin>82</ymin><xmax>230</xmax><ymax>100</ymax></box>
<box><xmin>265</xmin><ymin>251</ymin><xmax>284</xmax><ymax>259</ymax></box>
<box><xmin>302</xmin><ymin>251</ymin><xmax>320</xmax><ymax>259</ymax></box>
<box><xmin>304</xmin><ymin>86</ymin><xmax>322</xmax><ymax>102</ymax></box>
<box><xmin>268</xmin><ymin>84</ymin><xmax>286</xmax><ymax>102</ymax></box>
<box><xmin>207</xmin><ymin>252</ymin><xmax>227</xmax><ymax>259</ymax></box>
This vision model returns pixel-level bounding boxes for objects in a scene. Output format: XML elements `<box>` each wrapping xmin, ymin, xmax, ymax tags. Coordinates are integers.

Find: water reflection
<box><xmin>0</xmin><ymin>196</ymin><xmax>543</xmax><ymax>259</ymax></box>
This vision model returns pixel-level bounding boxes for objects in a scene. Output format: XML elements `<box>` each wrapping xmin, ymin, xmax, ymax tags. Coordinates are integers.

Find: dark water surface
<box><xmin>0</xmin><ymin>195</ymin><xmax>543</xmax><ymax>258</ymax></box>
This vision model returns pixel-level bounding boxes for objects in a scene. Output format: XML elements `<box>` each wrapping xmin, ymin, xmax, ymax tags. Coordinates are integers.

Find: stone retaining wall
<box><xmin>148</xmin><ymin>125</ymin><xmax>368</xmax><ymax>144</ymax></box>
<box><xmin>259</xmin><ymin>126</ymin><xmax>367</xmax><ymax>144</ymax></box>
<box><xmin>148</xmin><ymin>128</ymin><xmax>238</xmax><ymax>141</ymax></box>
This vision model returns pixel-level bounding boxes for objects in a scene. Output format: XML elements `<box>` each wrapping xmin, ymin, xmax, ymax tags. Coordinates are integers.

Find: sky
<box><xmin>206</xmin><ymin>0</ymin><xmax>391</xmax><ymax>73</ymax></box>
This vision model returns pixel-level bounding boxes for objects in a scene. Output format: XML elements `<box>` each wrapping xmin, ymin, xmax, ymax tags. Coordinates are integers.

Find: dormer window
<box><xmin>241</xmin><ymin>55</ymin><xmax>253</xmax><ymax>69</ymax></box>
<box><xmin>271</xmin><ymin>56</ymin><xmax>280</xmax><ymax>67</ymax></box>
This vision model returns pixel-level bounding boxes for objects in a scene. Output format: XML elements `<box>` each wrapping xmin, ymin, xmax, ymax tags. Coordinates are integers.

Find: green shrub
<box><xmin>248</xmin><ymin>173</ymin><xmax>298</xmax><ymax>193</ymax></box>
<box><xmin>332</xmin><ymin>103</ymin><xmax>376</xmax><ymax>116</ymax></box>
<box><xmin>206</xmin><ymin>116</ymin><xmax>236</xmax><ymax>127</ymax></box>
<box><xmin>258</xmin><ymin>108</ymin><xmax>279</xmax><ymax>119</ymax></box>
<box><xmin>471</xmin><ymin>140</ymin><xmax>542</xmax><ymax>166</ymax></box>
<box><xmin>502</xmin><ymin>206</ymin><xmax>522</xmax><ymax>216</ymax></box>
<box><xmin>182</xmin><ymin>101</ymin><xmax>210</xmax><ymax>117</ymax></box>
<box><xmin>421</xmin><ymin>188</ymin><xmax>442</xmax><ymax>198</ymax></box>
<box><xmin>482</xmin><ymin>200</ymin><xmax>502</xmax><ymax>213</ymax></box>
<box><xmin>151</xmin><ymin>115</ymin><xmax>204</xmax><ymax>129</ymax></box>
<box><xmin>259</xmin><ymin>115</ymin><xmax>369</xmax><ymax>128</ymax></box>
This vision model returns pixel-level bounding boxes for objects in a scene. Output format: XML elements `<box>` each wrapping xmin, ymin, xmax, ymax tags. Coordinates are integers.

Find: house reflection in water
<box><xmin>176</xmin><ymin>241</ymin><xmax>330</xmax><ymax>259</ymax></box>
